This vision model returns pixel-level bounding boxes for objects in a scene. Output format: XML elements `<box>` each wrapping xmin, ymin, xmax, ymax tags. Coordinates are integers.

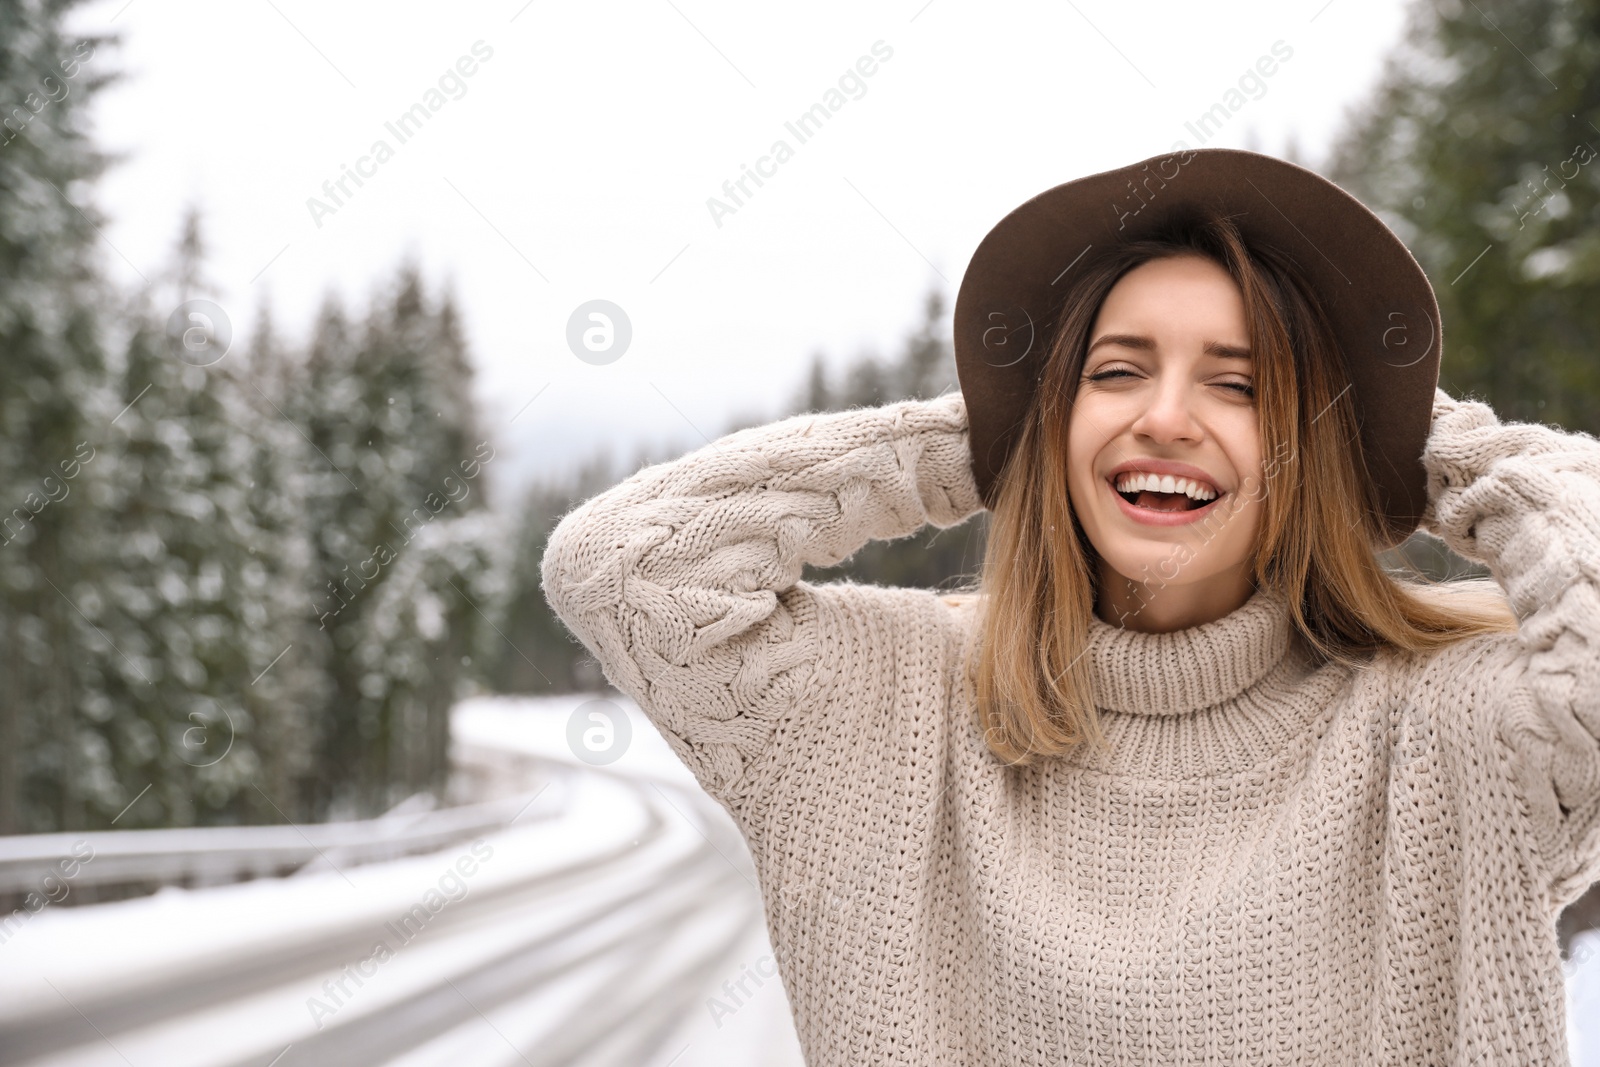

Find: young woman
<box><xmin>540</xmin><ymin>149</ymin><xmax>1599</xmax><ymax>1065</ymax></box>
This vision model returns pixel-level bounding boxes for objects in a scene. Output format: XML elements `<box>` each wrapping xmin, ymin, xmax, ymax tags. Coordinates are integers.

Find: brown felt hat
<box><xmin>953</xmin><ymin>147</ymin><xmax>1441</xmax><ymax>549</ymax></box>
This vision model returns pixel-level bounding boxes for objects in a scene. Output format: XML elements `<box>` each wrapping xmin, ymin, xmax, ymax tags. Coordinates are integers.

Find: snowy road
<box><xmin>0</xmin><ymin>697</ymin><xmax>808</xmax><ymax>1067</ymax></box>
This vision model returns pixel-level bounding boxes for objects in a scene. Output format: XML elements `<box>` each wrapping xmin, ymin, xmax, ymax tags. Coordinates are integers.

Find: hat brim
<box><xmin>953</xmin><ymin>147</ymin><xmax>1440</xmax><ymax>549</ymax></box>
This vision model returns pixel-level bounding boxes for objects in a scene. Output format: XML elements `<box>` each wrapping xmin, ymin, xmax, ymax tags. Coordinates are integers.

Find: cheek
<box><xmin>1064</xmin><ymin>441</ymin><xmax>1101</xmax><ymax>516</ymax></box>
<box><xmin>1063</xmin><ymin>415</ymin><xmax>1104</xmax><ymax>494</ymax></box>
<box><xmin>1209</xmin><ymin>480</ymin><xmax>1268</xmax><ymax>556</ymax></box>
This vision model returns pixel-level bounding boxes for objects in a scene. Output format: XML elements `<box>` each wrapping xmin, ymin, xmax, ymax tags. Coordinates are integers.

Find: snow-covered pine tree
<box><xmin>236</xmin><ymin>300</ymin><xmax>328</xmax><ymax>823</ymax></box>
<box><xmin>87</xmin><ymin>208</ymin><xmax>309</xmax><ymax>827</ymax></box>
<box><xmin>294</xmin><ymin>265</ymin><xmax>497</xmax><ymax>817</ymax></box>
<box><xmin>1326</xmin><ymin>0</ymin><xmax>1600</xmax><ymax>431</ymax></box>
<box><xmin>346</xmin><ymin>272</ymin><xmax>501</xmax><ymax>811</ymax></box>
<box><xmin>351</xmin><ymin>509</ymin><xmax>503</xmax><ymax>807</ymax></box>
<box><xmin>294</xmin><ymin>292</ymin><xmax>375</xmax><ymax>819</ymax></box>
<box><xmin>0</xmin><ymin>0</ymin><xmax>119</xmax><ymax>833</ymax></box>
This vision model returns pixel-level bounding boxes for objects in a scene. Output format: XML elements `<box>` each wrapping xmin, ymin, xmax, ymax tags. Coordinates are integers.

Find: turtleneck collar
<box><xmin>1086</xmin><ymin>585</ymin><xmax>1294</xmax><ymax>716</ymax></box>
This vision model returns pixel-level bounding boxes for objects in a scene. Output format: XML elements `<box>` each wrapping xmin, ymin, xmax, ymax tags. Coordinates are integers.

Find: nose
<box><xmin>1128</xmin><ymin>376</ymin><xmax>1203</xmax><ymax>444</ymax></box>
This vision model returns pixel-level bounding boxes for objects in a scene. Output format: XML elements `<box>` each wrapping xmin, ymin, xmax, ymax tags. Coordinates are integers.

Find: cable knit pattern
<box><xmin>539</xmin><ymin>388</ymin><xmax>1600</xmax><ymax>1066</ymax></box>
<box><xmin>1419</xmin><ymin>388</ymin><xmax>1600</xmax><ymax>902</ymax></box>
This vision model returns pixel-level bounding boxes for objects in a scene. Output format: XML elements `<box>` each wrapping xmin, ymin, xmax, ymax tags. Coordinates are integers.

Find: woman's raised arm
<box><xmin>1420</xmin><ymin>387</ymin><xmax>1600</xmax><ymax>907</ymax></box>
<box><xmin>538</xmin><ymin>390</ymin><xmax>984</xmax><ymax>821</ymax></box>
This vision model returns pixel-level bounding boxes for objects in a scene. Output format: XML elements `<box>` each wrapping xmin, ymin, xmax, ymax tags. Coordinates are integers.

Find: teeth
<box><xmin>1114</xmin><ymin>471</ymin><xmax>1217</xmax><ymax>501</ymax></box>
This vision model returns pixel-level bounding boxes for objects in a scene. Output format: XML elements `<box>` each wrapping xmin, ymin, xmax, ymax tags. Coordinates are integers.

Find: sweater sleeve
<box><xmin>1419</xmin><ymin>387</ymin><xmax>1600</xmax><ymax>903</ymax></box>
<box><xmin>538</xmin><ymin>390</ymin><xmax>985</xmax><ymax>818</ymax></box>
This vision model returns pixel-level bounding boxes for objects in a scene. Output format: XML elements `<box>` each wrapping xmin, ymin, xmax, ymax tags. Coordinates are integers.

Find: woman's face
<box><xmin>1065</xmin><ymin>253</ymin><xmax>1266</xmax><ymax>630</ymax></box>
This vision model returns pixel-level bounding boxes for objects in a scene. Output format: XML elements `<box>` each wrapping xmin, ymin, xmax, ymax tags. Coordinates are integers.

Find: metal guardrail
<box><xmin>0</xmin><ymin>779</ymin><xmax>567</xmax><ymax>904</ymax></box>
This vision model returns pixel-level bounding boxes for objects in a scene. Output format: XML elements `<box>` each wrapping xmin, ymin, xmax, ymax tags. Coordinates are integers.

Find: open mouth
<box><xmin>1109</xmin><ymin>471</ymin><xmax>1224</xmax><ymax>514</ymax></box>
<box><xmin>1120</xmin><ymin>489</ymin><xmax>1203</xmax><ymax>511</ymax></box>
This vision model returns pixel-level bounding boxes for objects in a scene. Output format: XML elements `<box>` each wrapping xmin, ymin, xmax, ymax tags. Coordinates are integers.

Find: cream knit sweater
<box><xmin>539</xmin><ymin>387</ymin><xmax>1600</xmax><ymax>1065</ymax></box>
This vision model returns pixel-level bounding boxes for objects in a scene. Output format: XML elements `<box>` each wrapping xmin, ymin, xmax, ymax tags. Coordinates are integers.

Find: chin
<box><xmin>1100</xmin><ymin>532</ymin><xmax>1219</xmax><ymax>578</ymax></box>
<box><xmin>1106</xmin><ymin>553</ymin><xmax>1196</xmax><ymax>588</ymax></box>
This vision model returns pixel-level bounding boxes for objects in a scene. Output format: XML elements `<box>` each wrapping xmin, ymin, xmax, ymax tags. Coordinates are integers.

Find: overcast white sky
<box><xmin>64</xmin><ymin>0</ymin><xmax>1412</xmax><ymax>502</ymax></box>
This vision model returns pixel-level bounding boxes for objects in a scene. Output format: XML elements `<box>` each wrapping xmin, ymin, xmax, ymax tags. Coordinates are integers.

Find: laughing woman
<box><xmin>539</xmin><ymin>149</ymin><xmax>1600</xmax><ymax>1065</ymax></box>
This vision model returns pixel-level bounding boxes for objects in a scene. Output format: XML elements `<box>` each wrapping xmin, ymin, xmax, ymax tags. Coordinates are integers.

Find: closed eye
<box><xmin>1086</xmin><ymin>369</ymin><xmax>1255</xmax><ymax>398</ymax></box>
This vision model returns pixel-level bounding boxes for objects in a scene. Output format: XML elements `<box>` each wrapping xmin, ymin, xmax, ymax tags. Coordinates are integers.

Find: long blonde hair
<box><xmin>949</xmin><ymin>209</ymin><xmax>1516</xmax><ymax>767</ymax></box>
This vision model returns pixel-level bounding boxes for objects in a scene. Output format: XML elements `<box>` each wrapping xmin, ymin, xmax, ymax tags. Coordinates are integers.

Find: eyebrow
<box><xmin>1086</xmin><ymin>333</ymin><xmax>1252</xmax><ymax>360</ymax></box>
